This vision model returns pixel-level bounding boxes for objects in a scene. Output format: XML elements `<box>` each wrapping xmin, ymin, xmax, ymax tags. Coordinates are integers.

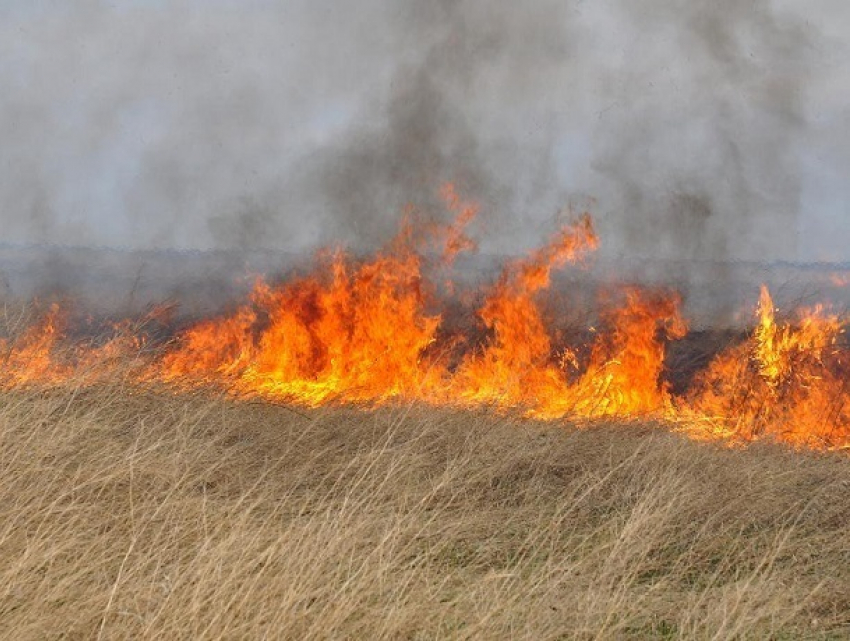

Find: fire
<box><xmin>156</xmin><ymin>219</ymin><xmax>443</xmax><ymax>406</ymax></box>
<box><xmin>3</xmin><ymin>188</ymin><xmax>850</xmax><ymax>451</ymax></box>
<box><xmin>157</xmin><ymin>304</ymin><xmax>258</xmax><ymax>383</ymax></box>
<box><xmin>451</xmin><ymin>215</ymin><xmax>598</xmax><ymax>412</ymax></box>
<box><xmin>688</xmin><ymin>286</ymin><xmax>849</xmax><ymax>448</ymax></box>
<box><xmin>438</xmin><ymin>182</ymin><xmax>479</xmax><ymax>264</ymax></box>
<box><xmin>0</xmin><ymin>303</ymin><xmax>68</xmax><ymax>388</ymax></box>
<box><xmin>830</xmin><ymin>272</ymin><xmax>850</xmax><ymax>287</ymax></box>
<box><xmin>568</xmin><ymin>289</ymin><xmax>687</xmax><ymax>418</ymax></box>
<box><xmin>0</xmin><ymin>304</ymin><xmax>153</xmax><ymax>388</ymax></box>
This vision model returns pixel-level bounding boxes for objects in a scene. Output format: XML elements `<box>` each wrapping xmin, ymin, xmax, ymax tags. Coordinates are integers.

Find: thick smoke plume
<box><xmin>0</xmin><ymin>0</ymin><xmax>829</xmax><ymax>263</ymax></box>
<box><xmin>591</xmin><ymin>0</ymin><xmax>813</xmax><ymax>262</ymax></box>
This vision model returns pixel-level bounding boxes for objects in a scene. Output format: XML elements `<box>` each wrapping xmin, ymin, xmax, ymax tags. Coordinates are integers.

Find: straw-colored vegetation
<box><xmin>0</xmin><ymin>384</ymin><xmax>848</xmax><ymax>640</ymax></box>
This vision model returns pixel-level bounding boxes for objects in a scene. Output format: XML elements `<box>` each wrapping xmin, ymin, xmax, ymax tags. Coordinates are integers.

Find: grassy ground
<box><xmin>0</xmin><ymin>384</ymin><xmax>848</xmax><ymax>639</ymax></box>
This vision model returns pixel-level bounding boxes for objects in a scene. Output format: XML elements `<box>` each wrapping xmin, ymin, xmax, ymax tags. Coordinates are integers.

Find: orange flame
<box><xmin>156</xmin><ymin>221</ymin><xmax>443</xmax><ymax>406</ymax></box>
<box><xmin>688</xmin><ymin>286</ymin><xmax>849</xmax><ymax>448</ymax></box>
<box><xmin>830</xmin><ymin>272</ymin><xmax>850</xmax><ymax>288</ymax></box>
<box><xmin>568</xmin><ymin>289</ymin><xmax>687</xmax><ymax>418</ymax></box>
<box><xmin>3</xmin><ymin>190</ymin><xmax>850</xmax><ymax>451</ymax></box>
<box><xmin>0</xmin><ymin>303</ymin><xmax>68</xmax><ymax>388</ymax></box>
<box><xmin>439</xmin><ymin>182</ymin><xmax>479</xmax><ymax>265</ymax></box>
<box><xmin>451</xmin><ymin>215</ymin><xmax>598</xmax><ymax>412</ymax></box>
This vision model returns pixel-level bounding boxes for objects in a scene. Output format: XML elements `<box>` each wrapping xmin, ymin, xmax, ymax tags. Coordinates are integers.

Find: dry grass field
<box><xmin>0</xmin><ymin>384</ymin><xmax>848</xmax><ymax>639</ymax></box>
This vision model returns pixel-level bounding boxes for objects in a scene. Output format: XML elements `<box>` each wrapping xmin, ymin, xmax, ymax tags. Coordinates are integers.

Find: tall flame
<box><xmin>569</xmin><ymin>289</ymin><xmax>687</xmax><ymax>418</ymax></box>
<box><xmin>3</xmin><ymin>190</ymin><xmax>850</xmax><ymax>451</ymax></box>
<box><xmin>159</xmin><ymin>222</ymin><xmax>442</xmax><ymax>406</ymax></box>
<box><xmin>688</xmin><ymin>286</ymin><xmax>849</xmax><ymax>448</ymax></box>
<box><xmin>452</xmin><ymin>215</ymin><xmax>598</xmax><ymax>412</ymax></box>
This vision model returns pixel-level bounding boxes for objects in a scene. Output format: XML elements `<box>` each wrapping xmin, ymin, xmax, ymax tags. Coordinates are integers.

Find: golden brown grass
<box><xmin>0</xmin><ymin>384</ymin><xmax>848</xmax><ymax>639</ymax></box>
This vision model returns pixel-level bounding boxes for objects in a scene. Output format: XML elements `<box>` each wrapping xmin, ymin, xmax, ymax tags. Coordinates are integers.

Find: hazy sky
<box><xmin>2</xmin><ymin>0</ymin><xmax>849</xmax><ymax>261</ymax></box>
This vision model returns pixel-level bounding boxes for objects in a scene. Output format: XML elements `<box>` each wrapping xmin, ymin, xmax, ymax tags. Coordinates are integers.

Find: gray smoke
<box><xmin>0</xmin><ymin>0</ymin><xmax>832</xmax><ymax>263</ymax></box>
<box><xmin>590</xmin><ymin>0</ymin><xmax>813</xmax><ymax>262</ymax></box>
<box><xmin>299</xmin><ymin>0</ymin><xmax>576</xmax><ymax>251</ymax></box>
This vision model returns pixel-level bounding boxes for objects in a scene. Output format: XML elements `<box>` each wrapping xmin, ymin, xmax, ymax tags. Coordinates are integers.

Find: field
<box><xmin>1</xmin><ymin>384</ymin><xmax>849</xmax><ymax>639</ymax></box>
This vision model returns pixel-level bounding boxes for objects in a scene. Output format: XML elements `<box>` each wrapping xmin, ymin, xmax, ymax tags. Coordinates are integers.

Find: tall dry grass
<box><xmin>0</xmin><ymin>383</ymin><xmax>848</xmax><ymax>639</ymax></box>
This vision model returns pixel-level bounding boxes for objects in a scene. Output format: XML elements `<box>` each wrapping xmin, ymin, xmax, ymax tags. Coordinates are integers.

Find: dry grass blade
<box><xmin>0</xmin><ymin>385</ymin><xmax>848</xmax><ymax>639</ymax></box>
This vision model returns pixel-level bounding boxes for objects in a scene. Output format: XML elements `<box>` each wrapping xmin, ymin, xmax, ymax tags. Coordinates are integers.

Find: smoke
<box><xmin>300</xmin><ymin>0</ymin><xmax>577</xmax><ymax>252</ymax></box>
<box><xmin>589</xmin><ymin>0</ymin><xmax>813</xmax><ymax>262</ymax></box>
<box><xmin>301</xmin><ymin>0</ymin><xmax>817</xmax><ymax>261</ymax></box>
<box><xmin>0</xmin><ymin>0</ymin><xmax>829</xmax><ymax>263</ymax></box>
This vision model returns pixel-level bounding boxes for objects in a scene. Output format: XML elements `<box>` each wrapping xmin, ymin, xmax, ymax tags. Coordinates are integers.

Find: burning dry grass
<box><xmin>4</xmin><ymin>190</ymin><xmax>850</xmax><ymax>454</ymax></box>
<box><xmin>4</xmin><ymin>205</ymin><xmax>850</xmax><ymax>450</ymax></box>
<box><xmin>1</xmin><ymin>384</ymin><xmax>849</xmax><ymax>639</ymax></box>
